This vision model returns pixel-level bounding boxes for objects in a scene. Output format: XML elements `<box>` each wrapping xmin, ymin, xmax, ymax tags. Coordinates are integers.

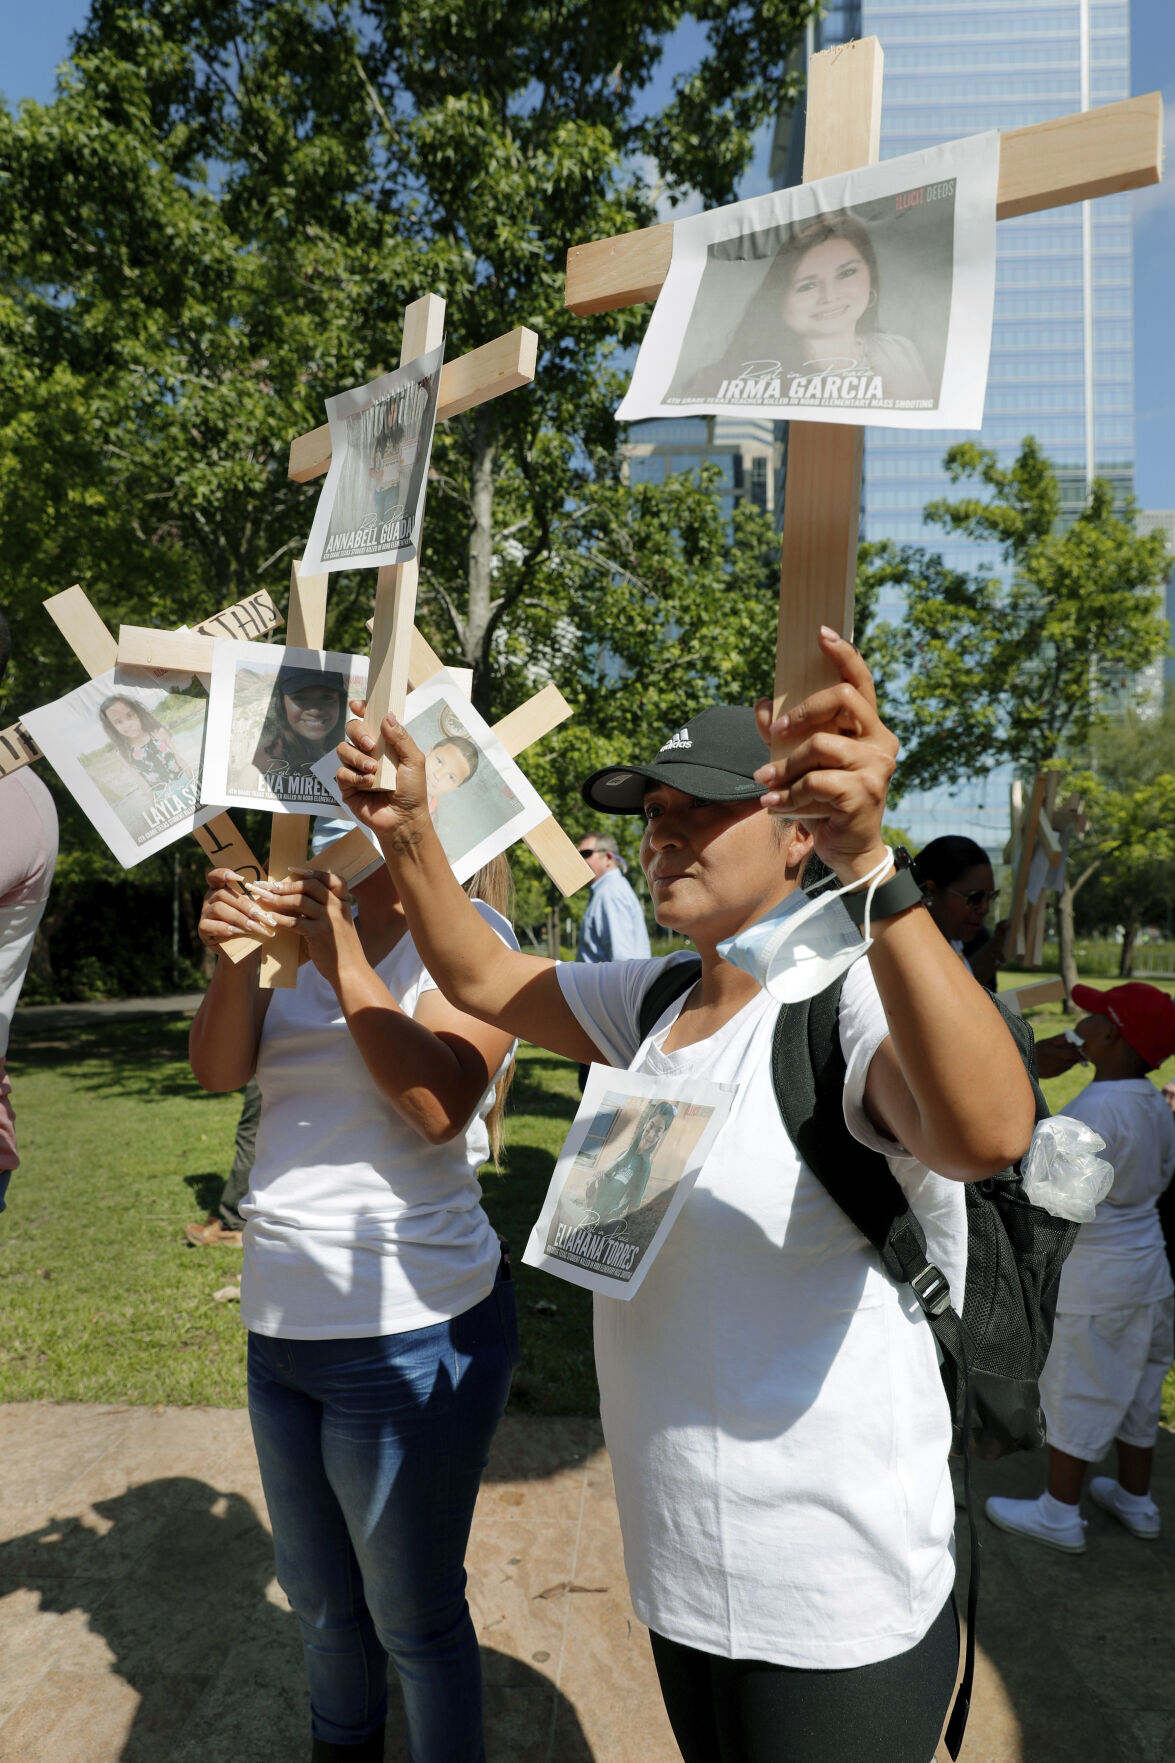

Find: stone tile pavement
<box><xmin>1</xmin><ymin>1403</ymin><xmax>1172</xmax><ymax>1762</ymax></box>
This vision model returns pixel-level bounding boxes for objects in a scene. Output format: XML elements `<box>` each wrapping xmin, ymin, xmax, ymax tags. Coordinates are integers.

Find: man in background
<box><xmin>575</xmin><ymin>831</ymin><xmax>650</xmax><ymax>1090</ymax></box>
<box><xmin>0</xmin><ymin>610</ymin><xmax>59</xmax><ymax>1208</ymax></box>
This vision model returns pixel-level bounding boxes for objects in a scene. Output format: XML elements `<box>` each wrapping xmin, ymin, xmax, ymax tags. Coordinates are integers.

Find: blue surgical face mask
<box><xmin>717</xmin><ymin>851</ymin><xmax>894</xmax><ymax>1003</ymax></box>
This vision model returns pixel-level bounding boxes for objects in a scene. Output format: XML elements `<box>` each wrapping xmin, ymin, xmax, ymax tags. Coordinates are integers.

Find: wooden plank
<box><xmin>1003</xmin><ymin>976</ymin><xmax>1065</xmax><ymax>1015</ymax></box>
<box><xmin>523</xmin><ymin>816</ymin><xmax>593</xmax><ymax>897</ymax></box>
<box><xmin>191</xmin><ymin>588</ymin><xmax>284</xmax><ymax>643</ymax></box>
<box><xmin>118</xmin><ymin>626</ymin><xmax>220</xmax><ymax>672</ymax></box>
<box><xmin>288</xmin><ymin>327</ymin><xmax>539</xmax><ymax>482</ymax></box>
<box><xmin>312</xmin><ymin>825</ymin><xmax>385</xmax><ymax>884</ymax></box>
<box><xmin>44</xmin><ymin>585</ymin><xmax>118</xmax><ymax>675</ymax></box>
<box><xmin>563</xmin><ymin>90</ymin><xmax>1163</xmax><ymax>315</ymax></box>
<box><xmin>259</xmin><ymin>814</ymin><xmax>312</xmax><ymax>988</ymax></box>
<box><xmin>770</xmin><ymin>39</ymin><xmax>883</xmax><ymax>785</ymax></box>
<box><xmin>0</xmin><ymin>719</ymin><xmax>42</xmax><ymax>779</ymax></box>
<box><xmin>1007</xmin><ymin>772</ymin><xmax>1047</xmax><ymax>958</ymax></box>
<box><xmin>491</xmin><ymin>684</ymin><xmax>573</xmax><ymax>758</ymax></box>
<box><xmin>995</xmin><ymin>91</ymin><xmax>1163</xmax><ymax>220</ymax></box>
<box><xmin>284</xmin><ymin>558</ymin><xmax>329</xmax><ymax>649</ymax></box>
<box><xmin>259</xmin><ymin>559</ymin><xmax>330</xmax><ymax>990</ymax></box>
<box><xmin>365</xmin><ymin>294</ymin><xmax>448</xmax><ymax>791</ymax></box>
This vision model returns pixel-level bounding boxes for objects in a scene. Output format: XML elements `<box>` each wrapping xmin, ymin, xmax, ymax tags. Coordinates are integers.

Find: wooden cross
<box><xmin>1004</xmin><ymin>769</ymin><xmax>1088</xmax><ymax>969</ymax></box>
<box><xmin>285</xmin><ymin>295</ymin><xmax>593</xmax><ymax>903</ymax></box>
<box><xmin>37</xmin><ymin>583</ymin><xmax>283</xmax><ymax>969</ymax></box>
<box><xmin>564</xmin><ymin>40</ymin><xmax>1162</xmax><ymax>784</ymax></box>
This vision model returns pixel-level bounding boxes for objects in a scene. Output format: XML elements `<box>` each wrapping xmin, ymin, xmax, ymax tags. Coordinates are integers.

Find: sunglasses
<box><xmin>945</xmin><ymin>886</ymin><xmax>997</xmax><ymax>909</ymax></box>
<box><xmin>577</xmin><ymin>847</ymin><xmax>598</xmax><ymax>857</ymax></box>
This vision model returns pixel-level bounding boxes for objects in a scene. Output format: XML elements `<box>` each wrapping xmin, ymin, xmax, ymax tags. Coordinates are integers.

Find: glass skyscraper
<box><xmin>774</xmin><ymin>0</ymin><xmax>1135</xmax><ymax>846</ymax></box>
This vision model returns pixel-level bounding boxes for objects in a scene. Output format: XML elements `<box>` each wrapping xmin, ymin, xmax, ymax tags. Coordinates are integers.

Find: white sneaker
<box><xmin>1089</xmin><ymin>1477</ymin><xmax>1161</xmax><ymax>1539</ymax></box>
<box><xmin>984</xmin><ymin>1493</ymin><xmax>1087</xmax><ymax>1553</ymax></box>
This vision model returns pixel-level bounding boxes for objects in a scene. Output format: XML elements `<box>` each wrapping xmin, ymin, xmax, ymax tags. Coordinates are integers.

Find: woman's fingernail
<box><xmin>359</xmin><ymin>733</ymin><xmax>375</xmax><ymax>752</ymax></box>
<box><xmin>264</xmin><ymin>912</ymin><xmax>279</xmax><ymax>927</ymax></box>
<box><xmin>775</xmin><ymin>713</ymin><xmax>790</xmax><ymax>732</ymax></box>
<box><xmin>820</xmin><ymin>625</ymin><xmax>841</xmax><ymax>643</ymax></box>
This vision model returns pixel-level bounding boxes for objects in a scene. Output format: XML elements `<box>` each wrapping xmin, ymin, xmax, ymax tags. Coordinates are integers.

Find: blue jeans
<box><xmin>247</xmin><ymin>1271</ymin><xmax>518</xmax><ymax>1760</ymax></box>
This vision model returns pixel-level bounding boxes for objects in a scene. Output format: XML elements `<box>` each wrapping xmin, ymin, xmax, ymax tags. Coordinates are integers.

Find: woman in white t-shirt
<box><xmin>332</xmin><ymin>630</ymin><xmax>1037</xmax><ymax>1763</ymax></box>
<box><xmin>189</xmin><ymin>836</ymin><xmax>519</xmax><ymax>1763</ymax></box>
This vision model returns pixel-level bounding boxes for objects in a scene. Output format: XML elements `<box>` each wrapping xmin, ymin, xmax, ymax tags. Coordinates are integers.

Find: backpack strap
<box><xmin>636</xmin><ymin>955</ymin><xmax>702</xmax><ymax>1043</ymax></box>
<box><xmin>772</xmin><ymin>975</ymin><xmax>1038</xmax><ymax>1763</ymax></box>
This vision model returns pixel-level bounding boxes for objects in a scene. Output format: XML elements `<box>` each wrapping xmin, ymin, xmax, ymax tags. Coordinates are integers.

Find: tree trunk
<box><xmin>465</xmin><ymin>412</ymin><xmax>497</xmax><ymax>717</ymax></box>
<box><xmin>1119</xmin><ymin>916</ymin><xmax>1138</xmax><ymax>978</ymax></box>
<box><xmin>1057</xmin><ymin>882</ymin><xmax>1079</xmax><ymax>1011</ymax></box>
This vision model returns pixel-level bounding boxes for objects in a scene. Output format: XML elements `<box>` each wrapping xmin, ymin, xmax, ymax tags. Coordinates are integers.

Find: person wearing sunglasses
<box><xmin>575</xmin><ymin>831</ymin><xmax>652</xmax><ymax>1089</ymax></box>
<box><xmin>915</xmin><ymin>835</ymin><xmax>1008</xmax><ymax>993</ymax></box>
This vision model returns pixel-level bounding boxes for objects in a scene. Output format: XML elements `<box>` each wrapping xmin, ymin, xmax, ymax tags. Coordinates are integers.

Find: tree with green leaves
<box><xmin>0</xmin><ymin>1</ymin><xmax>812</xmax><ymax>990</ymax></box>
<box><xmin>1059</xmin><ymin>705</ymin><xmax>1175</xmax><ymax>986</ymax></box>
<box><xmin>859</xmin><ymin>437</ymin><xmax>1170</xmax><ymax>794</ymax></box>
<box><xmin>857</xmin><ymin>436</ymin><xmax>1170</xmax><ymax>999</ymax></box>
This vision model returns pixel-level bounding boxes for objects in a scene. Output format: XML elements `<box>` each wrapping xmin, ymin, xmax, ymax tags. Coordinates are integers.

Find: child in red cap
<box><xmin>987</xmin><ymin>982</ymin><xmax>1175</xmax><ymax>1551</ymax></box>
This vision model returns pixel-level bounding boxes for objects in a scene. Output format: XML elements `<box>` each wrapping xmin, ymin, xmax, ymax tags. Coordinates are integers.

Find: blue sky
<box><xmin>5</xmin><ymin>1</ymin><xmax>1173</xmax><ymax>509</ymax></box>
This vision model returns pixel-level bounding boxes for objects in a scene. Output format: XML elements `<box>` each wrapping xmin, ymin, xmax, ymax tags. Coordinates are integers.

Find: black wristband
<box><xmin>843</xmin><ymin>847</ymin><xmax>924</xmax><ymax>926</ymax></box>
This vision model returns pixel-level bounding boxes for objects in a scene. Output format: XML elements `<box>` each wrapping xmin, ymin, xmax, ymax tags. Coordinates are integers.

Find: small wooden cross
<box><xmin>1004</xmin><ymin>769</ymin><xmax>1088</xmax><ymax>968</ymax></box>
<box><xmin>564</xmin><ymin>40</ymin><xmax>1162</xmax><ymax>786</ymax></box>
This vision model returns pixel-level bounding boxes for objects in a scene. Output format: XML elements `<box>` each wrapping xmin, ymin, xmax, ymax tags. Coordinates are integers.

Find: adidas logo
<box><xmin>659</xmin><ymin>728</ymin><xmax>692</xmax><ymax>754</ymax></box>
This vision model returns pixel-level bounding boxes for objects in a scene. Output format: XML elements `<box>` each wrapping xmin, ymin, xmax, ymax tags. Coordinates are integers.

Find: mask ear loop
<box><xmin>861</xmin><ymin>853</ymin><xmax>896</xmax><ymax>946</ymax></box>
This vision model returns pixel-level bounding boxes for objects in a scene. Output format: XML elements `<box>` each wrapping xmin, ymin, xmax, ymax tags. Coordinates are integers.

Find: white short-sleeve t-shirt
<box><xmin>1055</xmin><ymin>1079</ymin><xmax>1175</xmax><ymax>1315</ymax></box>
<box><xmin>556</xmin><ymin>950</ymin><xmax>965</xmax><ymax>1670</ymax></box>
<box><xmin>241</xmin><ymin>903</ymin><xmax>518</xmax><ymax>1339</ymax></box>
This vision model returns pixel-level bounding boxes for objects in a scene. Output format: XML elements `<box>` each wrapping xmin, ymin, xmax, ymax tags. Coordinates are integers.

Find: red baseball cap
<box><xmin>1070</xmin><ymin>982</ymin><xmax>1175</xmax><ymax>1071</ymax></box>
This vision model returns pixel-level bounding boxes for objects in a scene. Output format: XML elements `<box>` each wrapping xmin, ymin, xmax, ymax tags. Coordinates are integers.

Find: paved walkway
<box><xmin>1</xmin><ymin>1404</ymin><xmax>1173</xmax><ymax>1762</ymax></box>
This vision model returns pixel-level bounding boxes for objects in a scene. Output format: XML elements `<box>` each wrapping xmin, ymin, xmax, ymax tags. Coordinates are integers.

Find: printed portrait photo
<box><xmin>665</xmin><ymin>189</ymin><xmax>954</xmax><ymax>414</ymax></box>
<box><xmin>309</xmin><ymin>671</ymin><xmax>551</xmax><ymax>886</ymax></box>
<box><xmin>302</xmin><ymin>342</ymin><xmax>445</xmax><ymax>574</ymax></box>
<box><xmin>202</xmin><ymin>642</ymin><xmax>367</xmax><ymax>816</ymax></box>
<box><xmin>616</xmin><ymin>132</ymin><xmax>998</xmax><ymax>432</ymax></box>
<box><xmin>524</xmin><ymin>1067</ymin><xmax>737</xmax><ymax>1299</ymax></box>
<box><xmin>22</xmin><ymin>668</ymin><xmax>219</xmax><ymax>869</ymax></box>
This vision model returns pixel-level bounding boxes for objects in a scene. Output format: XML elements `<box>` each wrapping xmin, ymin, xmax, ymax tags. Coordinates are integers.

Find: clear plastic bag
<box><xmin>1019</xmin><ymin>1116</ymin><xmax>1114</xmax><ymax>1223</ymax></box>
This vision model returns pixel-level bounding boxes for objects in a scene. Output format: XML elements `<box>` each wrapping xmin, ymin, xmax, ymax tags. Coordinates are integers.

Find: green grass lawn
<box><xmin>0</xmin><ymin>1017</ymin><xmax>594</xmax><ymax>1413</ymax></box>
<box><xmin>3</xmin><ymin>980</ymin><xmax>1174</xmax><ymax>1421</ymax></box>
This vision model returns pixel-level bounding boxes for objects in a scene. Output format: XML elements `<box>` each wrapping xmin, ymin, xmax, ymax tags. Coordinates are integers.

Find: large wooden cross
<box><xmin>564</xmin><ymin>40</ymin><xmax>1163</xmax><ymax>780</ymax></box>
<box><xmin>1004</xmin><ymin>768</ymin><xmax>1088</xmax><ymax>968</ymax></box>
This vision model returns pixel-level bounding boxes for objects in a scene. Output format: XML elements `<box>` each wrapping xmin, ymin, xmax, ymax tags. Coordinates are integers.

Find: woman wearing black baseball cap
<box><xmin>323</xmin><ymin>627</ymin><xmax>1035</xmax><ymax>1763</ymax></box>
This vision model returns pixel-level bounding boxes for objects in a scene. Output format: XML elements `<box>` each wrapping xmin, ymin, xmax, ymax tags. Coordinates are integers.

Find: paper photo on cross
<box><xmin>522</xmin><ymin>1065</ymin><xmax>737</xmax><ymax>1300</ymax></box>
<box><xmin>22</xmin><ymin>663</ymin><xmax>219</xmax><ymax>868</ymax></box>
<box><xmin>617</xmin><ymin>132</ymin><xmax>998</xmax><ymax>429</ymax></box>
<box><xmin>301</xmin><ymin>343</ymin><xmax>445</xmax><ymax>575</ymax></box>
<box><xmin>311</xmin><ymin>671</ymin><xmax>551</xmax><ymax>887</ymax></box>
<box><xmin>200</xmin><ymin>640</ymin><xmax>364</xmax><ymax>816</ymax></box>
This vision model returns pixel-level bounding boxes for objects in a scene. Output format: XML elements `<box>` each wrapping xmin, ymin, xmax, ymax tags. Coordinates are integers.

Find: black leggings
<box><xmin>649</xmin><ymin>1596</ymin><xmax>959</xmax><ymax>1763</ymax></box>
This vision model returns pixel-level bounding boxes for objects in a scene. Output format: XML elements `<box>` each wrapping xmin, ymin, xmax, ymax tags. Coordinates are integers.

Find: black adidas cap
<box><xmin>580</xmin><ymin>707</ymin><xmax>767</xmax><ymax>814</ymax></box>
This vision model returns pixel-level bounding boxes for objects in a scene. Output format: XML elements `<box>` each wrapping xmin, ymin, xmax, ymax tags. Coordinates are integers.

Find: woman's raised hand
<box><xmin>198</xmin><ymin>867</ymin><xmax>296</xmax><ymax>954</ymax></box>
<box><xmin>335</xmin><ymin>699</ymin><xmax>433</xmax><ymax>853</ymax></box>
<box><xmin>753</xmin><ymin>627</ymin><xmax>898</xmax><ymax>885</ymax></box>
<box><xmin>249</xmin><ymin>869</ymin><xmax>358</xmax><ymax>980</ymax></box>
